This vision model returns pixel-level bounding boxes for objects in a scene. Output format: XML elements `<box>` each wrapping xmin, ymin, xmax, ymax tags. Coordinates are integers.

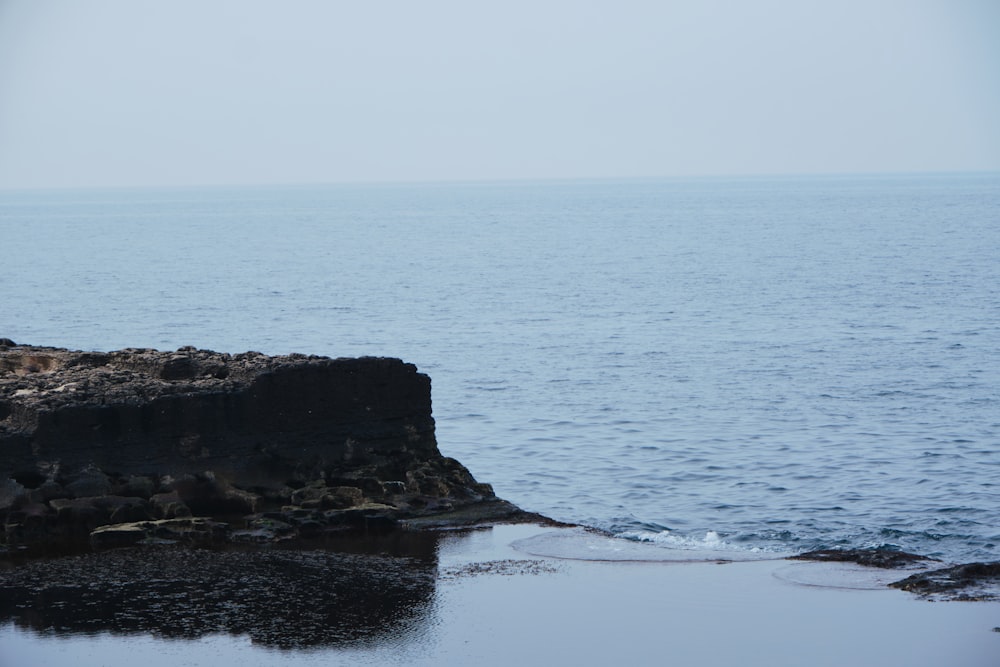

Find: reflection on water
<box><xmin>0</xmin><ymin>532</ymin><xmax>444</xmax><ymax>649</ymax></box>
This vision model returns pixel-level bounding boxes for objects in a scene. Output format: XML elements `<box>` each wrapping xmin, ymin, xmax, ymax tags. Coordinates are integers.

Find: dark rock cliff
<box><xmin>0</xmin><ymin>341</ymin><xmax>532</xmax><ymax>549</ymax></box>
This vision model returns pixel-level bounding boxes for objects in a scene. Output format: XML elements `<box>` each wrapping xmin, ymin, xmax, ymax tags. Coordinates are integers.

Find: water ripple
<box><xmin>4</xmin><ymin>175</ymin><xmax>999</xmax><ymax>562</ymax></box>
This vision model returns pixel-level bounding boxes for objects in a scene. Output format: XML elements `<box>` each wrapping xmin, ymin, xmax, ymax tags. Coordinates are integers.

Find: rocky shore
<box><xmin>0</xmin><ymin>341</ymin><xmax>544</xmax><ymax>553</ymax></box>
<box><xmin>2</xmin><ymin>340</ymin><xmax>996</xmax><ymax>603</ymax></box>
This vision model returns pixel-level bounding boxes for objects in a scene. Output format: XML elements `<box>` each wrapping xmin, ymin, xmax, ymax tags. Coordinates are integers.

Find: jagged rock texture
<box><xmin>0</xmin><ymin>342</ymin><xmax>511</xmax><ymax>547</ymax></box>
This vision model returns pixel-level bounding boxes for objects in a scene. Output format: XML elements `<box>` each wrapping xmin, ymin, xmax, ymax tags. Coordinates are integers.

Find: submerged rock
<box><xmin>0</xmin><ymin>537</ymin><xmax>443</xmax><ymax>647</ymax></box>
<box><xmin>0</xmin><ymin>342</ymin><xmax>539</xmax><ymax>551</ymax></box>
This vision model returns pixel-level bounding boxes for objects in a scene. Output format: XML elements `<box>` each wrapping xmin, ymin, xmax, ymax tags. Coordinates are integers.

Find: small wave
<box><xmin>617</xmin><ymin>529</ymin><xmax>795</xmax><ymax>556</ymax></box>
<box><xmin>513</xmin><ymin>528</ymin><xmax>788</xmax><ymax>562</ymax></box>
<box><xmin>619</xmin><ymin>529</ymin><xmax>735</xmax><ymax>550</ymax></box>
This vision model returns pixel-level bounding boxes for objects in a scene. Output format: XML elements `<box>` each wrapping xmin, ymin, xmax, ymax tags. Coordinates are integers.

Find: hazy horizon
<box><xmin>2</xmin><ymin>168</ymin><xmax>999</xmax><ymax>195</ymax></box>
<box><xmin>1</xmin><ymin>0</ymin><xmax>998</xmax><ymax>190</ymax></box>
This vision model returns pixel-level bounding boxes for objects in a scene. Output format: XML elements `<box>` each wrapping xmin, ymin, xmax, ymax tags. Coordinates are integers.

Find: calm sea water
<box><xmin>2</xmin><ymin>173</ymin><xmax>998</xmax><ymax>562</ymax></box>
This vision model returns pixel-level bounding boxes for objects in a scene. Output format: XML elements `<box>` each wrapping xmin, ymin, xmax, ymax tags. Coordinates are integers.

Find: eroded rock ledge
<box><xmin>0</xmin><ymin>340</ymin><xmax>539</xmax><ymax>551</ymax></box>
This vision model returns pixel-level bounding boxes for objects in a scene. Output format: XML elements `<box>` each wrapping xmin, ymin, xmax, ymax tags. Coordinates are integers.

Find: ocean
<box><xmin>2</xmin><ymin>173</ymin><xmax>998</xmax><ymax>563</ymax></box>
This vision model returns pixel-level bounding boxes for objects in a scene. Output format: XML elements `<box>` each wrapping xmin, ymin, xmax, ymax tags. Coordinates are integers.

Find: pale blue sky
<box><xmin>1</xmin><ymin>0</ymin><xmax>998</xmax><ymax>188</ymax></box>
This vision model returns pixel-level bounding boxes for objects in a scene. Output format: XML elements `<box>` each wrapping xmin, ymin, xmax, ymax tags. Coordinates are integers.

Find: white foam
<box><xmin>619</xmin><ymin>529</ymin><xmax>739</xmax><ymax>551</ymax></box>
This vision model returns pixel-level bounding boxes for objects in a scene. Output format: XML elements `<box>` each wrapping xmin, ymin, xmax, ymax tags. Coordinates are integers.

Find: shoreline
<box><xmin>2</xmin><ymin>524</ymin><xmax>999</xmax><ymax>667</ymax></box>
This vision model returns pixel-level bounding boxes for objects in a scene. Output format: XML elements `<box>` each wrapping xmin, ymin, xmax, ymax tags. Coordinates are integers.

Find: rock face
<box><xmin>0</xmin><ymin>341</ymin><xmax>526</xmax><ymax>549</ymax></box>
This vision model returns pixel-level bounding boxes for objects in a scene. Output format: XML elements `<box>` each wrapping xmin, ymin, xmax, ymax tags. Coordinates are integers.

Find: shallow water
<box><xmin>2</xmin><ymin>526</ymin><xmax>999</xmax><ymax>667</ymax></box>
<box><xmin>2</xmin><ymin>173</ymin><xmax>999</xmax><ymax>562</ymax></box>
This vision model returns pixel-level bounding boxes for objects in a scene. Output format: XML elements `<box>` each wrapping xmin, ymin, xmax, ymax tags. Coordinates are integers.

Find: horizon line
<box><xmin>2</xmin><ymin>168</ymin><xmax>998</xmax><ymax>194</ymax></box>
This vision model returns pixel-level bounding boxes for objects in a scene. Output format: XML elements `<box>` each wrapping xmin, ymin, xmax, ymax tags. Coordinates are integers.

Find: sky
<box><xmin>0</xmin><ymin>0</ymin><xmax>998</xmax><ymax>189</ymax></box>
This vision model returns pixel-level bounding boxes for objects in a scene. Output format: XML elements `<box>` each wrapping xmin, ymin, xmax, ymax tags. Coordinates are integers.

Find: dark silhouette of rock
<box><xmin>790</xmin><ymin>548</ymin><xmax>937</xmax><ymax>569</ymax></box>
<box><xmin>1</xmin><ymin>343</ymin><xmax>539</xmax><ymax>550</ymax></box>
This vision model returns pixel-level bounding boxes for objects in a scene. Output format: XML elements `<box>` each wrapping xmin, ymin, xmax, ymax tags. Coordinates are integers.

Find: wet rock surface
<box><xmin>0</xmin><ymin>535</ymin><xmax>441</xmax><ymax>648</ymax></box>
<box><xmin>1</xmin><ymin>341</ymin><xmax>544</xmax><ymax>552</ymax></box>
<box><xmin>889</xmin><ymin>562</ymin><xmax>1000</xmax><ymax>601</ymax></box>
<box><xmin>789</xmin><ymin>548</ymin><xmax>938</xmax><ymax>569</ymax></box>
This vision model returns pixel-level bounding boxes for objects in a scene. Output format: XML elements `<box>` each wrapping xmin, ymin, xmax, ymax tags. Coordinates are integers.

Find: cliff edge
<box><xmin>0</xmin><ymin>340</ymin><xmax>533</xmax><ymax>550</ymax></box>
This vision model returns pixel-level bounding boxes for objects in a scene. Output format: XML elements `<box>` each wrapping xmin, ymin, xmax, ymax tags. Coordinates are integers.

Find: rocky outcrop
<box><xmin>0</xmin><ymin>341</ymin><xmax>533</xmax><ymax>550</ymax></box>
<box><xmin>789</xmin><ymin>548</ymin><xmax>938</xmax><ymax>569</ymax></box>
<box><xmin>889</xmin><ymin>562</ymin><xmax>1000</xmax><ymax>601</ymax></box>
